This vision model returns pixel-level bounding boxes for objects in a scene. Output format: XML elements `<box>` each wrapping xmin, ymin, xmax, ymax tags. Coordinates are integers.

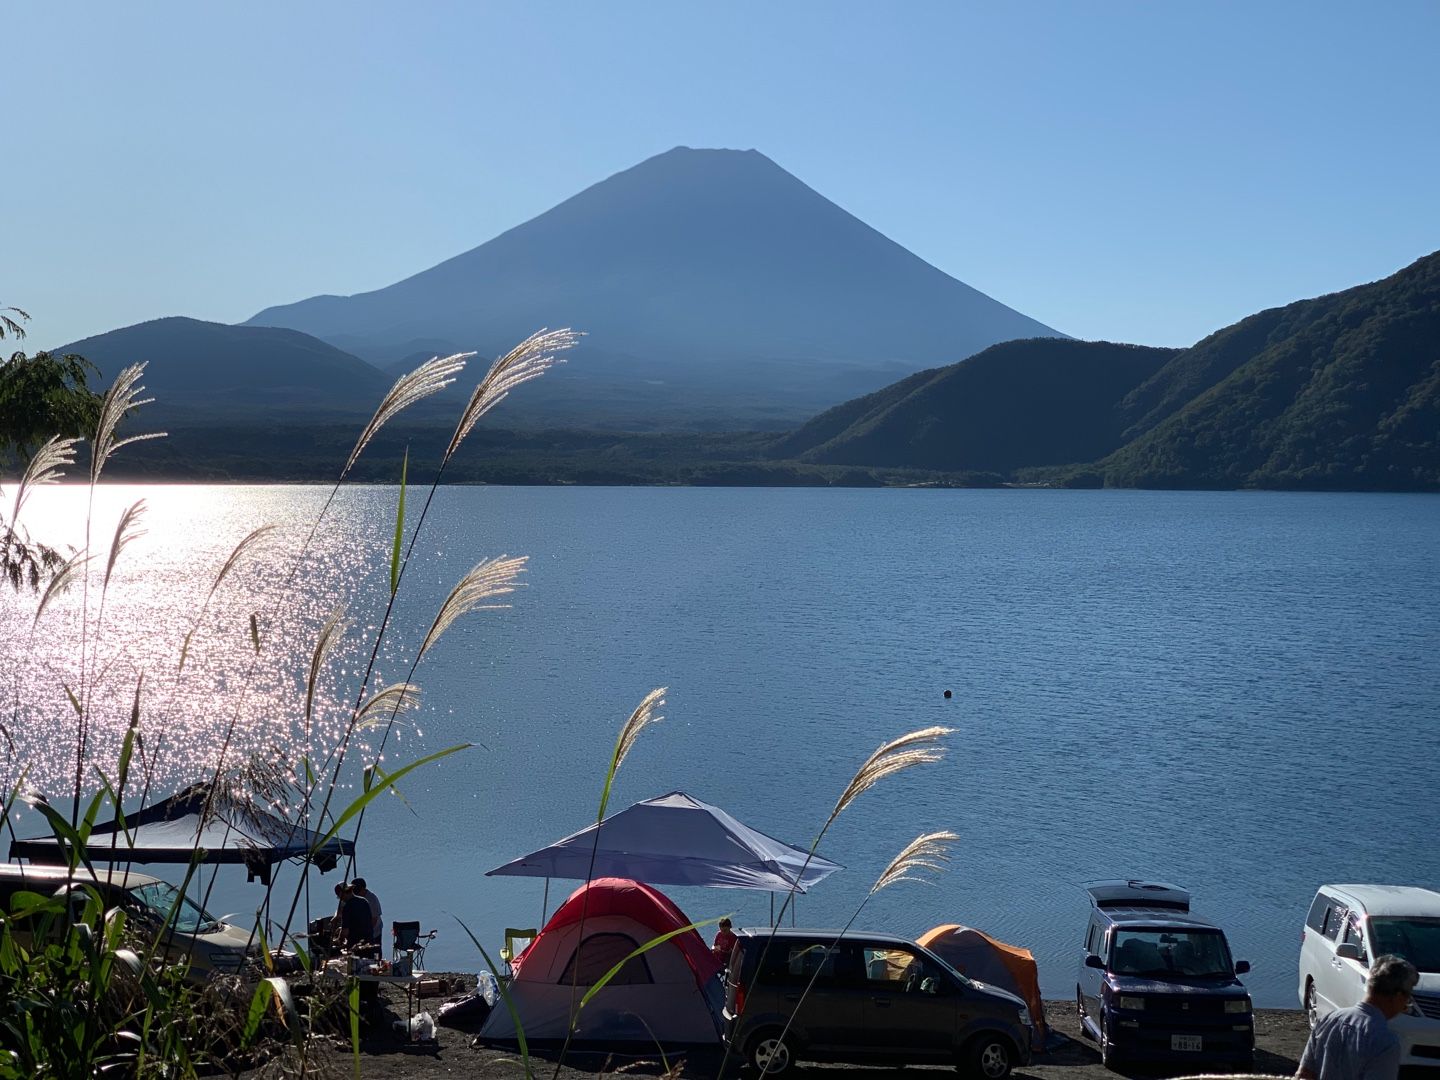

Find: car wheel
<box><xmin>962</xmin><ymin>1033</ymin><xmax>1014</xmax><ymax>1080</ymax></box>
<box><xmin>1304</xmin><ymin>979</ymin><xmax>1319</xmax><ymax>1030</ymax></box>
<box><xmin>747</xmin><ymin>1028</ymin><xmax>796</xmax><ymax>1076</ymax></box>
<box><xmin>1099</xmin><ymin>1012</ymin><xmax>1120</xmax><ymax>1071</ymax></box>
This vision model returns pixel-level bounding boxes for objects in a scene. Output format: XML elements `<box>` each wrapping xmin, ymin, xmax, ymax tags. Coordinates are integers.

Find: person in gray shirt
<box><xmin>1297</xmin><ymin>954</ymin><xmax>1419</xmax><ymax>1080</ymax></box>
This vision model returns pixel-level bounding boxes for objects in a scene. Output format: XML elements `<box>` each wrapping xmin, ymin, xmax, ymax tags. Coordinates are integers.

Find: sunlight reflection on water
<box><xmin>2</xmin><ymin>485</ymin><xmax>396</xmax><ymax>801</ymax></box>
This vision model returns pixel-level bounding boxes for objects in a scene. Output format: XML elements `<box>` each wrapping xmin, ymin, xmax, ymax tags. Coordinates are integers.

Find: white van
<box><xmin>0</xmin><ymin>863</ymin><xmax>257</xmax><ymax>978</ymax></box>
<box><xmin>1298</xmin><ymin>884</ymin><xmax>1440</xmax><ymax>1068</ymax></box>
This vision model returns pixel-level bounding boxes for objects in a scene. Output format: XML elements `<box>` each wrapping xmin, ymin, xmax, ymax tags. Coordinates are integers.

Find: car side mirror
<box><xmin>1335</xmin><ymin>943</ymin><xmax>1361</xmax><ymax>962</ymax></box>
<box><xmin>1234</xmin><ymin>960</ymin><xmax>1251</xmax><ymax>975</ymax></box>
<box><xmin>1084</xmin><ymin>954</ymin><xmax>1105</xmax><ymax>970</ymax></box>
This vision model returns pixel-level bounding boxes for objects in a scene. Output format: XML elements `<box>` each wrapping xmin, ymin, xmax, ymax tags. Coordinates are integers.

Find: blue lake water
<box><xmin>4</xmin><ymin>485</ymin><xmax>1438</xmax><ymax>1006</ymax></box>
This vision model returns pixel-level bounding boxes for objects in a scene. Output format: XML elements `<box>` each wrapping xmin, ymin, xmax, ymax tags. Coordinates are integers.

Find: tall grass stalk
<box><xmin>72</xmin><ymin>363</ymin><xmax>164</xmax><ymax>827</ymax></box>
<box><xmin>550</xmin><ymin>687</ymin><xmax>666</xmax><ymax>1080</ymax></box>
<box><xmin>166</xmin><ymin>351</ymin><xmax>478</xmax><ymax>943</ymax></box>
<box><xmin>184</xmin><ymin>350</ymin><xmax>469</xmax><ymax>855</ymax></box>
<box><xmin>271</xmin><ymin>330</ymin><xmax>575</xmax><ymax>945</ymax></box>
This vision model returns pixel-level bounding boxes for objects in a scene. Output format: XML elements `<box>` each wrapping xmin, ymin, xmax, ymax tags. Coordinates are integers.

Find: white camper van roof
<box><xmin>1085</xmin><ymin>880</ymin><xmax>1191</xmax><ymax>912</ymax></box>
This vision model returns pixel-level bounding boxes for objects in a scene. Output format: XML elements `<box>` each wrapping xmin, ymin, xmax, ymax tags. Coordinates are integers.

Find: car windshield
<box><xmin>1110</xmin><ymin>928</ymin><xmax>1234</xmax><ymax>978</ymax></box>
<box><xmin>131</xmin><ymin>881</ymin><xmax>219</xmax><ymax>935</ymax></box>
<box><xmin>920</xmin><ymin>948</ymin><xmax>974</xmax><ymax>989</ymax></box>
<box><xmin>1368</xmin><ymin>917</ymin><xmax>1440</xmax><ymax>974</ymax></box>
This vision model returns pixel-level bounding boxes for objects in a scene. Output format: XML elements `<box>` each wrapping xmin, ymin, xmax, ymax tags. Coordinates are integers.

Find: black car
<box><xmin>1077</xmin><ymin>881</ymin><xmax>1254</xmax><ymax>1070</ymax></box>
<box><xmin>723</xmin><ymin>928</ymin><xmax>1033</xmax><ymax>1077</ymax></box>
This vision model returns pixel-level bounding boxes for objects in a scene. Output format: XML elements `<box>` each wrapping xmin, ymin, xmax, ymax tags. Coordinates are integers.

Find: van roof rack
<box><xmin>1083</xmin><ymin>879</ymin><xmax>1191</xmax><ymax>912</ymax></box>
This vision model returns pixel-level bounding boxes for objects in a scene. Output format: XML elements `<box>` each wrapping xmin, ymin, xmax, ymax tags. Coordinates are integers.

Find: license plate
<box><xmin>1172</xmin><ymin>1035</ymin><xmax>1202</xmax><ymax>1052</ymax></box>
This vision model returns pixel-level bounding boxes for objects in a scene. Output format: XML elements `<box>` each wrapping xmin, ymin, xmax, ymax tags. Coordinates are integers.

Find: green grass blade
<box><xmin>241</xmin><ymin>979</ymin><xmax>274</xmax><ymax>1046</ymax></box>
<box><xmin>257</xmin><ymin>922</ymin><xmax>275</xmax><ymax>975</ymax></box>
<box><xmin>311</xmin><ymin>743</ymin><xmax>470</xmax><ymax>853</ymax></box>
<box><xmin>454</xmin><ymin>915</ymin><xmax>532</xmax><ymax>1080</ymax></box>
<box><xmin>91</xmin><ymin>767</ymin><xmax>129</xmax><ymax>843</ymax></box>
<box><xmin>576</xmin><ymin>916</ymin><xmax>726</xmax><ymax>1014</ymax></box>
<box><xmin>24</xmin><ymin>795</ymin><xmax>95</xmax><ymax>873</ymax></box>
<box><xmin>390</xmin><ymin>446</ymin><xmax>408</xmax><ymax>596</ymax></box>
<box><xmin>350</xmin><ymin>978</ymin><xmax>361</xmax><ymax>1078</ymax></box>
<box><xmin>117</xmin><ymin>678</ymin><xmax>141</xmax><ymax>796</ymax></box>
<box><xmin>595</xmin><ymin>739</ymin><xmax>624</xmax><ymax>824</ymax></box>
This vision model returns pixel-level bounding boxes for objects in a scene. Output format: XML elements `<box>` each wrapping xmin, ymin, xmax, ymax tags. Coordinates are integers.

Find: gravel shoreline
<box><xmin>246</xmin><ymin>980</ymin><xmax>1310</xmax><ymax>1080</ymax></box>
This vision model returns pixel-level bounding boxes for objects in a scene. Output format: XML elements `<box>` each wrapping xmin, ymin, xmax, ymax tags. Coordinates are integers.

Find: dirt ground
<box><xmin>251</xmin><ymin>982</ymin><xmax>1311</xmax><ymax>1080</ymax></box>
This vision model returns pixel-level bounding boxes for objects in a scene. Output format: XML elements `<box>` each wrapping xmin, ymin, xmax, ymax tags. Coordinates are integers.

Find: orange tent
<box><xmin>918</xmin><ymin>924</ymin><xmax>1048</xmax><ymax>1049</ymax></box>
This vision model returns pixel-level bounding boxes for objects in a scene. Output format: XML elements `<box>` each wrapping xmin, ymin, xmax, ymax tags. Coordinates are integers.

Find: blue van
<box><xmin>1076</xmin><ymin>881</ymin><xmax>1254</xmax><ymax>1071</ymax></box>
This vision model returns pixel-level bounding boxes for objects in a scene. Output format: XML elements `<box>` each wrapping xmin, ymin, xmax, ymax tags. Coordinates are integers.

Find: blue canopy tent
<box><xmin>10</xmin><ymin>782</ymin><xmax>353</xmax><ymax>886</ymax></box>
<box><xmin>486</xmin><ymin>791</ymin><xmax>842</xmax><ymax>920</ymax></box>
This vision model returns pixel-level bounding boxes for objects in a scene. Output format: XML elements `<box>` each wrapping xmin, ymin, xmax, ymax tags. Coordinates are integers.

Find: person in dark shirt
<box><xmin>352</xmin><ymin>877</ymin><xmax>383</xmax><ymax>944</ymax></box>
<box><xmin>337</xmin><ymin>883</ymin><xmax>375</xmax><ymax>951</ymax></box>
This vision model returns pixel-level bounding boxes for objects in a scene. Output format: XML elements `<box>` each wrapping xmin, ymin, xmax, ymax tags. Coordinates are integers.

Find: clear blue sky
<box><xmin>8</xmin><ymin>1</ymin><xmax>1438</xmax><ymax>351</ymax></box>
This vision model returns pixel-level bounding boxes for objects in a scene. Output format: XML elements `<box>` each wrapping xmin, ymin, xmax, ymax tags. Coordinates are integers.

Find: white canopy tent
<box><xmin>486</xmin><ymin>791</ymin><xmax>842</xmax><ymax>918</ymax></box>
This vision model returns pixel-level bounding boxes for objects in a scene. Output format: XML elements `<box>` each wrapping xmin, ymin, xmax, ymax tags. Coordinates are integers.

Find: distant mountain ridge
<box><xmin>771</xmin><ymin>339</ymin><xmax>1179</xmax><ymax>472</ymax></box>
<box><xmin>245</xmin><ymin>146</ymin><xmax>1064</xmax><ymax>428</ymax></box>
<box><xmin>777</xmin><ymin>251</ymin><xmax>1440</xmax><ymax>489</ymax></box>
<box><xmin>58</xmin><ymin>317</ymin><xmax>392</xmax><ymax>417</ymax></box>
<box><xmin>1101</xmin><ymin>250</ymin><xmax>1440</xmax><ymax>488</ymax></box>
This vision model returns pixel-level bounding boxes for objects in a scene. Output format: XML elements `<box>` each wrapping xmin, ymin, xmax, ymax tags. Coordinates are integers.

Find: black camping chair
<box><xmin>392</xmin><ymin>920</ymin><xmax>436</xmax><ymax>973</ymax></box>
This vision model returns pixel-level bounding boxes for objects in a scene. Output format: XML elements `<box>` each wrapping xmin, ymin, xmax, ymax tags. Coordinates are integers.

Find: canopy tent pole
<box><xmin>542</xmin><ymin>877</ymin><xmax>550</xmax><ymax>923</ymax></box>
<box><xmin>769</xmin><ymin>893</ymin><xmax>774</xmax><ymax>925</ymax></box>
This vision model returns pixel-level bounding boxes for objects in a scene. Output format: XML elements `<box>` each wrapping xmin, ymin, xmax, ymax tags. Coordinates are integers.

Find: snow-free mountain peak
<box><xmin>247</xmin><ymin>147</ymin><xmax>1063</xmax><ymax>428</ymax></box>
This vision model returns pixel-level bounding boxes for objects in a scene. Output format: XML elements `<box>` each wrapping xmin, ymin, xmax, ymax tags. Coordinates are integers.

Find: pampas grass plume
<box><xmin>10</xmin><ymin>435</ymin><xmax>81</xmax><ymax>522</ymax></box>
<box><xmin>871</xmin><ymin>829</ymin><xmax>960</xmax><ymax>893</ymax></box>
<box><xmin>356</xmin><ymin>682</ymin><xmax>422</xmax><ymax>729</ymax></box>
<box><xmin>418</xmin><ymin>555</ymin><xmax>527</xmax><ymax>660</ymax></box>
<box><xmin>345</xmin><ymin>352</ymin><xmax>472</xmax><ymax>477</ymax></box>
<box><xmin>831</xmin><ymin>725</ymin><xmax>953</xmax><ymax>821</ymax></box>
<box><xmin>103</xmin><ymin>500</ymin><xmax>147</xmax><ymax>589</ymax></box>
<box><xmin>444</xmin><ymin>329</ymin><xmax>581</xmax><ymax>462</ymax></box>
<box><xmin>90</xmin><ymin>363</ymin><xmax>164</xmax><ymax>483</ymax></box>
<box><xmin>304</xmin><ymin>606</ymin><xmax>348</xmax><ymax>733</ymax></box>
<box><xmin>612</xmin><ymin>687</ymin><xmax>667</xmax><ymax>774</ymax></box>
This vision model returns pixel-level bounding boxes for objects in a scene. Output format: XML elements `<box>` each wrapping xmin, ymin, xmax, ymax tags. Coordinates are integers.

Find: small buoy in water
<box><xmin>943</xmin><ymin>689</ymin><xmax>952</xmax><ymax>699</ymax></box>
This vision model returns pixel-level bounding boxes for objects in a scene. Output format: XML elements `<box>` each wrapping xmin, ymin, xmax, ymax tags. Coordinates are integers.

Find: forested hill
<box><xmin>770</xmin><ymin>250</ymin><xmax>1440</xmax><ymax>490</ymax></box>
<box><xmin>768</xmin><ymin>339</ymin><xmax>1179</xmax><ymax>473</ymax></box>
<box><xmin>1100</xmin><ymin>250</ymin><xmax>1440</xmax><ymax>489</ymax></box>
<box><xmin>58</xmin><ymin>317</ymin><xmax>391</xmax><ymax>417</ymax></box>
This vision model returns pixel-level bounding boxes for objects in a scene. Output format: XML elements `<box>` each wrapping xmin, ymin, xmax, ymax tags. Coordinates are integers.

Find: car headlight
<box><xmin>1406</xmin><ymin>1000</ymin><xmax>1424</xmax><ymax>1018</ymax></box>
<box><xmin>1224</xmin><ymin>998</ymin><xmax>1251</xmax><ymax>1014</ymax></box>
<box><xmin>1118</xmin><ymin>995</ymin><xmax>1146</xmax><ymax>1011</ymax></box>
<box><xmin>1018</xmin><ymin>1006</ymin><xmax>1033</xmax><ymax>1028</ymax></box>
<box><xmin>205</xmin><ymin>951</ymin><xmax>244</xmax><ymax>973</ymax></box>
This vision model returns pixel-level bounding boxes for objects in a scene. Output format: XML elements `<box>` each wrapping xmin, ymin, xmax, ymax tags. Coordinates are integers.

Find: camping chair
<box><xmin>392</xmin><ymin>921</ymin><xmax>436</xmax><ymax>975</ymax></box>
<box><xmin>500</xmin><ymin>927</ymin><xmax>537</xmax><ymax>978</ymax></box>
